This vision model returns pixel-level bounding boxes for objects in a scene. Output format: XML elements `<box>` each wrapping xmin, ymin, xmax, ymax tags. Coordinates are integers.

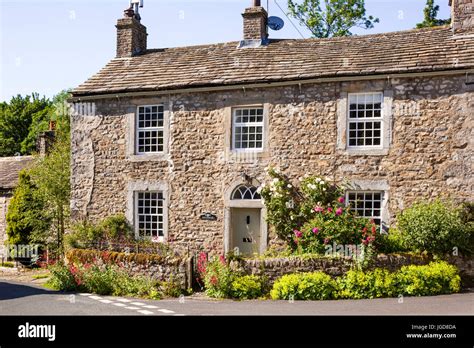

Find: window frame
<box><xmin>346</xmin><ymin>190</ymin><xmax>384</xmax><ymax>230</ymax></box>
<box><xmin>135</xmin><ymin>104</ymin><xmax>165</xmax><ymax>155</ymax></box>
<box><xmin>231</xmin><ymin>107</ymin><xmax>265</xmax><ymax>152</ymax></box>
<box><xmin>346</xmin><ymin>92</ymin><xmax>384</xmax><ymax>150</ymax></box>
<box><xmin>134</xmin><ymin>190</ymin><xmax>165</xmax><ymax>242</ymax></box>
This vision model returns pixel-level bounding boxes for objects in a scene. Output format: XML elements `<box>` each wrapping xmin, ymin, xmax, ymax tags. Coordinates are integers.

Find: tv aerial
<box><xmin>268</xmin><ymin>16</ymin><xmax>285</xmax><ymax>31</ymax></box>
<box><xmin>130</xmin><ymin>0</ymin><xmax>144</xmax><ymax>20</ymax></box>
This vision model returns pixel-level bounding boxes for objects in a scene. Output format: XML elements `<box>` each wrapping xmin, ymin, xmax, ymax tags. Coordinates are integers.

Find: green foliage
<box><xmin>230</xmin><ymin>275</ymin><xmax>265</xmax><ymax>300</ymax></box>
<box><xmin>338</xmin><ymin>268</ymin><xmax>396</xmax><ymax>299</ymax></box>
<box><xmin>0</xmin><ymin>93</ymin><xmax>52</xmax><ymax>157</ymax></box>
<box><xmin>46</xmin><ymin>262</ymin><xmax>162</xmax><ymax>299</ymax></box>
<box><xmin>270</xmin><ymin>272</ymin><xmax>338</xmax><ymax>300</ymax></box>
<box><xmin>395</xmin><ymin>261</ymin><xmax>461</xmax><ymax>296</ymax></box>
<box><xmin>47</xmin><ymin>263</ymin><xmax>78</xmax><ymax>292</ymax></box>
<box><xmin>6</xmin><ymin>170</ymin><xmax>50</xmax><ymax>245</ymax></box>
<box><xmin>65</xmin><ymin>215</ymin><xmax>137</xmax><ymax>250</ymax></box>
<box><xmin>28</xmin><ymin>133</ymin><xmax>70</xmax><ymax>256</ymax></box>
<box><xmin>299</xmin><ymin>204</ymin><xmax>376</xmax><ymax>255</ymax></box>
<box><xmin>416</xmin><ymin>0</ymin><xmax>450</xmax><ymax>29</ymax></box>
<box><xmin>287</xmin><ymin>0</ymin><xmax>379</xmax><ymax>38</ymax></box>
<box><xmin>203</xmin><ymin>257</ymin><xmax>235</xmax><ymax>298</ymax></box>
<box><xmin>1</xmin><ymin>261</ymin><xmax>15</xmax><ymax>268</ymax></box>
<box><xmin>397</xmin><ymin>200</ymin><xmax>472</xmax><ymax>255</ymax></box>
<box><xmin>161</xmin><ymin>275</ymin><xmax>184</xmax><ymax>298</ymax></box>
<box><xmin>374</xmin><ymin>228</ymin><xmax>412</xmax><ymax>254</ymax></box>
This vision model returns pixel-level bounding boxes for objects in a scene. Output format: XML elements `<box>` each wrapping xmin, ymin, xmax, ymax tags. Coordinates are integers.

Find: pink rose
<box><xmin>314</xmin><ymin>206</ymin><xmax>324</xmax><ymax>213</ymax></box>
<box><xmin>338</xmin><ymin>197</ymin><xmax>345</xmax><ymax>204</ymax></box>
<box><xmin>294</xmin><ymin>230</ymin><xmax>302</xmax><ymax>238</ymax></box>
<box><xmin>327</xmin><ymin>207</ymin><xmax>333</xmax><ymax>213</ymax></box>
<box><xmin>323</xmin><ymin>238</ymin><xmax>330</xmax><ymax>245</ymax></box>
<box><xmin>312</xmin><ymin>227</ymin><xmax>319</xmax><ymax>235</ymax></box>
<box><xmin>335</xmin><ymin>207</ymin><xmax>343</xmax><ymax>216</ymax></box>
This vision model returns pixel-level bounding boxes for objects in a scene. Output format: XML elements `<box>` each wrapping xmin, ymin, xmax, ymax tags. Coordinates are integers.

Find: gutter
<box><xmin>69</xmin><ymin>68</ymin><xmax>474</xmax><ymax>102</ymax></box>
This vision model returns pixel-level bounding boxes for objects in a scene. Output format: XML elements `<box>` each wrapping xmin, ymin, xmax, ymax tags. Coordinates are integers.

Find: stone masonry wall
<box><xmin>71</xmin><ymin>74</ymin><xmax>474</xmax><ymax>255</ymax></box>
<box><xmin>0</xmin><ymin>195</ymin><xmax>11</xmax><ymax>258</ymax></box>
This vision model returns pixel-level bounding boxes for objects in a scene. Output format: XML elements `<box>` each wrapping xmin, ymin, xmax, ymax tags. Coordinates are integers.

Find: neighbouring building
<box><xmin>0</xmin><ymin>156</ymin><xmax>34</xmax><ymax>258</ymax></box>
<box><xmin>70</xmin><ymin>0</ymin><xmax>473</xmax><ymax>255</ymax></box>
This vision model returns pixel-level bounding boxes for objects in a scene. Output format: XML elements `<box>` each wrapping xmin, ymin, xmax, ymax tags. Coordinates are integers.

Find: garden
<box><xmin>39</xmin><ymin>167</ymin><xmax>473</xmax><ymax>302</ymax></box>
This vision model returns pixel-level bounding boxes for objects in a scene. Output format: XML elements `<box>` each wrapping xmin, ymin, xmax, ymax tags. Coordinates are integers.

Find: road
<box><xmin>1</xmin><ymin>280</ymin><xmax>473</xmax><ymax>316</ymax></box>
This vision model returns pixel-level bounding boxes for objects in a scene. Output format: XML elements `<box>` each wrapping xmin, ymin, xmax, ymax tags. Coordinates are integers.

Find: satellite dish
<box><xmin>268</xmin><ymin>16</ymin><xmax>285</xmax><ymax>31</ymax></box>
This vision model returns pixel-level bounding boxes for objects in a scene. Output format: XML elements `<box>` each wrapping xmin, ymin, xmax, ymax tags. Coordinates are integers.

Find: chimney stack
<box><xmin>242</xmin><ymin>0</ymin><xmax>268</xmax><ymax>42</ymax></box>
<box><xmin>116</xmin><ymin>7</ymin><xmax>147</xmax><ymax>58</ymax></box>
<box><xmin>450</xmin><ymin>0</ymin><xmax>474</xmax><ymax>36</ymax></box>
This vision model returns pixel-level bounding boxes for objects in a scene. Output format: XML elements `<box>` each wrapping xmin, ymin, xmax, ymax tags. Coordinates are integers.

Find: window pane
<box><xmin>136</xmin><ymin>191</ymin><xmax>164</xmax><ymax>238</ymax></box>
<box><xmin>233</xmin><ymin>108</ymin><xmax>264</xmax><ymax>150</ymax></box>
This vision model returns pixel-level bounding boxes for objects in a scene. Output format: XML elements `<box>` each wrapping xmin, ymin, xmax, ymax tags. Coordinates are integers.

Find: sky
<box><xmin>0</xmin><ymin>0</ymin><xmax>451</xmax><ymax>102</ymax></box>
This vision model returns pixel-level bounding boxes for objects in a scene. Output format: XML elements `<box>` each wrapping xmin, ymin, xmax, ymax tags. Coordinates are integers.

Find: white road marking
<box><xmin>113</xmin><ymin>303</ymin><xmax>127</xmax><ymax>307</ymax></box>
<box><xmin>138</xmin><ymin>310</ymin><xmax>154</xmax><ymax>315</ymax></box>
<box><xmin>142</xmin><ymin>305</ymin><xmax>158</xmax><ymax>309</ymax></box>
<box><xmin>124</xmin><ymin>306</ymin><xmax>141</xmax><ymax>310</ymax></box>
<box><xmin>89</xmin><ymin>296</ymin><xmax>102</xmax><ymax>300</ymax></box>
<box><xmin>158</xmin><ymin>309</ymin><xmax>175</xmax><ymax>314</ymax></box>
<box><xmin>130</xmin><ymin>302</ymin><xmax>146</xmax><ymax>306</ymax></box>
<box><xmin>99</xmin><ymin>300</ymin><xmax>113</xmax><ymax>304</ymax></box>
<box><xmin>116</xmin><ymin>298</ymin><xmax>132</xmax><ymax>303</ymax></box>
<box><xmin>79</xmin><ymin>293</ymin><xmax>91</xmax><ymax>296</ymax></box>
<box><xmin>173</xmin><ymin>314</ymin><xmax>186</xmax><ymax>316</ymax></box>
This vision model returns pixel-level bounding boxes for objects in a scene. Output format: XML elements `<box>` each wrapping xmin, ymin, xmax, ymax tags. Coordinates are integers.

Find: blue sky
<box><xmin>0</xmin><ymin>0</ymin><xmax>451</xmax><ymax>102</ymax></box>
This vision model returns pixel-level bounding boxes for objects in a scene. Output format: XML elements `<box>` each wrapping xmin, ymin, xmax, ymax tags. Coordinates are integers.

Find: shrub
<box><xmin>338</xmin><ymin>268</ymin><xmax>396</xmax><ymax>299</ymax></box>
<box><xmin>65</xmin><ymin>214</ymin><xmax>135</xmax><ymax>250</ymax></box>
<box><xmin>46</xmin><ymin>263</ymin><xmax>78</xmax><ymax>291</ymax></box>
<box><xmin>203</xmin><ymin>256</ymin><xmax>234</xmax><ymax>298</ymax></box>
<box><xmin>395</xmin><ymin>261</ymin><xmax>461</xmax><ymax>296</ymax></box>
<box><xmin>397</xmin><ymin>200</ymin><xmax>471</xmax><ymax>255</ymax></box>
<box><xmin>270</xmin><ymin>272</ymin><xmax>338</xmax><ymax>300</ymax></box>
<box><xmin>161</xmin><ymin>275</ymin><xmax>183</xmax><ymax>298</ymax></box>
<box><xmin>299</xmin><ymin>204</ymin><xmax>377</xmax><ymax>255</ymax></box>
<box><xmin>230</xmin><ymin>275</ymin><xmax>265</xmax><ymax>300</ymax></box>
<box><xmin>374</xmin><ymin>228</ymin><xmax>412</xmax><ymax>254</ymax></box>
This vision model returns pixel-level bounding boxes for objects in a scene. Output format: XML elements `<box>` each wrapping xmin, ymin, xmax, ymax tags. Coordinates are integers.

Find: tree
<box><xmin>416</xmin><ymin>0</ymin><xmax>450</xmax><ymax>29</ymax></box>
<box><xmin>287</xmin><ymin>0</ymin><xmax>379</xmax><ymax>38</ymax></box>
<box><xmin>0</xmin><ymin>94</ymin><xmax>52</xmax><ymax>157</ymax></box>
<box><xmin>6</xmin><ymin>170</ymin><xmax>49</xmax><ymax>246</ymax></box>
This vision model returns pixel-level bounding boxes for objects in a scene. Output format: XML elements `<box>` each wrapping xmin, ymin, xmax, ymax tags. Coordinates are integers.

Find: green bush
<box><xmin>270</xmin><ymin>272</ymin><xmax>338</xmax><ymax>300</ymax></box>
<box><xmin>397</xmin><ymin>200</ymin><xmax>471</xmax><ymax>255</ymax></box>
<box><xmin>203</xmin><ymin>257</ymin><xmax>234</xmax><ymax>298</ymax></box>
<box><xmin>230</xmin><ymin>275</ymin><xmax>265</xmax><ymax>300</ymax></box>
<box><xmin>161</xmin><ymin>275</ymin><xmax>183</xmax><ymax>298</ymax></box>
<box><xmin>338</xmin><ymin>268</ymin><xmax>396</xmax><ymax>299</ymax></box>
<box><xmin>395</xmin><ymin>261</ymin><xmax>461</xmax><ymax>296</ymax></box>
<box><xmin>374</xmin><ymin>228</ymin><xmax>412</xmax><ymax>254</ymax></box>
<box><xmin>46</xmin><ymin>263</ymin><xmax>78</xmax><ymax>291</ymax></box>
<box><xmin>65</xmin><ymin>214</ymin><xmax>135</xmax><ymax>249</ymax></box>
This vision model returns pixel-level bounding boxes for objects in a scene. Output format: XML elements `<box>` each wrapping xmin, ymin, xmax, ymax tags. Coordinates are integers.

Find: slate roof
<box><xmin>72</xmin><ymin>26</ymin><xmax>474</xmax><ymax>97</ymax></box>
<box><xmin>0</xmin><ymin>156</ymin><xmax>34</xmax><ymax>190</ymax></box>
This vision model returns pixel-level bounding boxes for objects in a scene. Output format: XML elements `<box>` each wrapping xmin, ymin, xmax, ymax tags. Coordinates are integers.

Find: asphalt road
<box><xmin>1</xmin><ymin>281</ymin><xmax>473</xmax><ymax>316</ymax></box>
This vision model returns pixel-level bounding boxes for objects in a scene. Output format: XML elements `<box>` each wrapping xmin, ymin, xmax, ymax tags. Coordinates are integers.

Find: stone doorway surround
<box><xmin>223</xmin><ymin>179</ymin><xmax>268</xmax><ymax>255</ymax></box>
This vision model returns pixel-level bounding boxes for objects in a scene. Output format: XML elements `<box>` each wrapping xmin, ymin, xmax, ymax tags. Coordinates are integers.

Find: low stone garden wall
<box><xmin>230</xmin><ymin>253</ymin><xmax>474</xmax><ymax>286</ymax></box>
<box><xmin>66</xmin><ymin>249</ymin><xmax>193</xmax><ymax>290</ymax></box>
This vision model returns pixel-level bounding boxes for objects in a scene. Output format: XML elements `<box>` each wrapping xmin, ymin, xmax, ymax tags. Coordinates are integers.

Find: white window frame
<box><xmin>347</xmin><ymin>92</ymin><xmax>384</xmax><ymax>149</ymax></box>
<box><xmin>231</xmin><ymin>107</ymin><xmax>265</xmax><ymax>152</ymax></box>
<box><xmin>346</xmin><ymin>190</ymin><xmax>384</xmax><ymax>230</ymax></box>
<box><xmin>136</xmin><ymin>105</ymin><xmax>165</xmax><ymax>155</ymax></box>
<box><xmin>134</xmin><ymin>190</ymin><xmax>165</xmax><ymax>242</ymax></box>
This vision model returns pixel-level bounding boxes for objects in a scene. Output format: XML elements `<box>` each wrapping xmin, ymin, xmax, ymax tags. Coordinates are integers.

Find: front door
<box><xmin>231</xmin><ymin>208</ymin><xmax>261</xmax><ymax>256</ymax></box>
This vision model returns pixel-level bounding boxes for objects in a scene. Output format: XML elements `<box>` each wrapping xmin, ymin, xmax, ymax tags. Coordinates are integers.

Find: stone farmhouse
<box><xmin>70</xmin><ymin>1</ymin><xmax>473</xmax><ymax>255</ymax></box>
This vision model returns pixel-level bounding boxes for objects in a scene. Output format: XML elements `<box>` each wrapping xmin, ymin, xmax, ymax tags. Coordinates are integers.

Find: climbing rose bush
<box><xmin>259</xmin><ymin>167</ymin><xmax>375</xmax><ymax>253</ymax></box>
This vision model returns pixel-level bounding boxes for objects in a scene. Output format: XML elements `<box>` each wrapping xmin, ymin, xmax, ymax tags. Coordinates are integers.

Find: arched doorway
<box><xmin>224</xmin><ymin>182</ymin><xmax>267</xmax><ymax>256</ymax></box>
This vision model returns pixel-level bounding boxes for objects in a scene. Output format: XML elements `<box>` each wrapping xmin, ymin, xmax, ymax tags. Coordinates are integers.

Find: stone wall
<box><xmin>70</xmin><ymin>74</ymin><xmax>474</xmax><ymax>255</ymax></box>
<box><xmin>66</xmin><ymin>249</ymin><xmax>193</xmax><ymax>289</ymax></box>
<box><xmin>230</xmin><ymin>254</ymin><xmax>474</xmax><ymax>286</ymax></box>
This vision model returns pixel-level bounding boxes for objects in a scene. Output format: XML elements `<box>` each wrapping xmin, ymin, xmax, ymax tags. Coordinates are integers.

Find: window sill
<box><xmin>340</xmin><ymin>148</ymin><xmax>389</xmax><ymax>156</ymax></box>
<box><xmin>226</xmin><ymin>150</ymin><xmax>270</xmax><ymax>163</ymax></box>
<box><xmin>127</xmin><ymin>153</ymin><xmax>169</xmax><ymax>162</ymax></box>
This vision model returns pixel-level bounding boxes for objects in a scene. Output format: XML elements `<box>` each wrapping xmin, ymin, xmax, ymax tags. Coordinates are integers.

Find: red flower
<box><xmin>210</xmin><ymin>276</ymin><xmax>218</xmax><ymax>285</ymax></box>
<box><xmin>371</xmin><ymin>225</ymin><xmax>377</xmax><ymax>234</ymax></box>
<box><xmin>335</xmin><ymin>208</ymin><xmax>343</xmax><ymax>216</ymax></box>
<box><xmin>219</xmin><ymin>255</ymin><xmax>226</xmax><ymax>265</ymax></box>
<box><xmin>338</xmin><ymin>197</ymin><xmax>345</xmax><ymax>204</ymax></box>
